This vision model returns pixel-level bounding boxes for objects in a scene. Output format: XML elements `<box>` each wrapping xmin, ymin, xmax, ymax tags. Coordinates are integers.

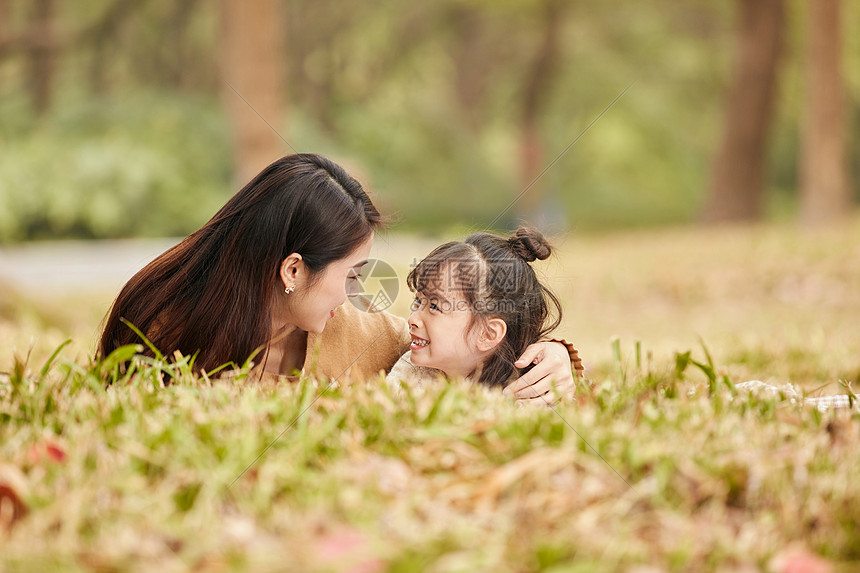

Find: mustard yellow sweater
<box><xmin>301</xmin><ymin>301</ymin><xmax>411</xmax><ymax>382</ymax></box>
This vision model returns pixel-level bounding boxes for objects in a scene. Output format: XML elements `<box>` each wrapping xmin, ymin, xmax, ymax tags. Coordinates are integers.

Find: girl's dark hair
<box><xmin>99</xmin><ymin>153</ymin><xmax>383</xmax><ymax>373</ymax></box>
<box><xmin>406</xmin><ymin>226</ymin><xmax>562</xmax><ymax>386</ymax></box>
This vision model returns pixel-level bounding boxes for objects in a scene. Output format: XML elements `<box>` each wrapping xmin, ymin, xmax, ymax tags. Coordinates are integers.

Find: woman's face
<box><xmin>286</xmin><ymin>233</ymin><xmax>374</xmax><ymax>333</ymax></box>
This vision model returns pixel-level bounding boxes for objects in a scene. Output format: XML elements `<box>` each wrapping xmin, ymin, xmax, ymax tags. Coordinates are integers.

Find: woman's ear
<box><xmin>477</xmin><ymin>318</ymin><xmax>507</xmax><ymax>352</ymax></box>
<box><xmin>279</xmin><ymin>253</ymin><xmax>304</xmax><ymax>291</ymax></box>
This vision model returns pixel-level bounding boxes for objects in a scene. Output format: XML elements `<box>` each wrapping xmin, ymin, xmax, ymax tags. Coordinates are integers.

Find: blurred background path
<box><xmin>0</xmin><ymin>238</ymin><xmax>181</xmax><ymax>296</ymax></box>
<box><xmin>0</xmin><ymin>234</ymin><xmax>441</xmax><ymax>297</ymax></box>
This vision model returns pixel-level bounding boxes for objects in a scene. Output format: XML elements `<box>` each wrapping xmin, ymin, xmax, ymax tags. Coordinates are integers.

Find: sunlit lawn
<box><xmin>2</xmin><ymin>216</ymin><xmax>859</xmax><ymax>571</ymax></box>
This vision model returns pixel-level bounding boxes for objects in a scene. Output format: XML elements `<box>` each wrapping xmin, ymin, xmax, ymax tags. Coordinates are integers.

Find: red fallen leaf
<box><xmin>26</xmin><ymin>441</ymin><xmax>67</xmax><ymax>464</ymax></box>
<box><xmin>314</xmin><ymin>528</ymin><xmax>384</xmax><ymax>573</ymax></box>
<box><xmin>770</xmin><ymin>547</ymin><xmax>833</xmax><ymax>573</ymax></box>
<box><xmin>316</xmin><ymin>529</ymin><xmax>366</xmax><ymax>559</ymax></box>
<box><xmin>44</xmin><ymin>442</ymin><xmax>66</xmax><ymax>463</ymax></box>
<box><xmin>0</xmin><ymin>482</ymin><xmax>28</xmax><ymax>530</ymax></box>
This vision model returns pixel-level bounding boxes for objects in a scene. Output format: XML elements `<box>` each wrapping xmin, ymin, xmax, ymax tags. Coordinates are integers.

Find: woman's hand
<box><xmin>504</xmin><ymin>341</ymin><xmax>576</xmax><ymax>405</ymax></box>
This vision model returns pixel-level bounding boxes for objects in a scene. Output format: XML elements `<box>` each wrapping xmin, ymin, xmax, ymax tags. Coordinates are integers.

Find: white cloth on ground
<box><xmin>736</xmin><ymin>380</ymin><xmax>858</xmax><ymax>412</ymax></box>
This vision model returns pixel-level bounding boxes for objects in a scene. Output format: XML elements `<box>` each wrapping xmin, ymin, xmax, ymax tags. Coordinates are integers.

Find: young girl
<box><xmin>386</xmin><ymin>227</ymin><xmax>582</xmax><ymax>392</ymax></box>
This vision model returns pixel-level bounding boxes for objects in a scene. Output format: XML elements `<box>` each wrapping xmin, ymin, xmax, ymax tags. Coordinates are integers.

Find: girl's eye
<box><xmin>412</xmin><ymin>295</ymin><xmax>439</xmax><ymax>312</ymax></box>
<box><xmin>411</xmin><ymin>295</ymin><xmax>442</xmax><ymax>313</ymax></box>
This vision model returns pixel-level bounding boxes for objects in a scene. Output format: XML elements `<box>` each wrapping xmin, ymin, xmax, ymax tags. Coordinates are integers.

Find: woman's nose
<box><xmin>345</xmin><ymin>279</ymin><xmax>360</xmax><ymax>297</ymax></box>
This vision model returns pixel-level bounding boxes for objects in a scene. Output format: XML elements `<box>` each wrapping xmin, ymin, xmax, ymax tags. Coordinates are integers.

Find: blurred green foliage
<box><xmin>0</xmin><ymin>0</ymin><xmax>857</xmax><ymax>242</ymax></box>
<box><xmin>0</xmin><ymin>93</ymin><xmax>232</xmax><ymax>242</ymax></box>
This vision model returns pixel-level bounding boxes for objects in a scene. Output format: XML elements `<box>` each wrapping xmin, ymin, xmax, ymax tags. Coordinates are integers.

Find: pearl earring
<box><xmin>284</xmin><ymin>285</ymin><xmax>295</xmax><ymax>294</ymax></box>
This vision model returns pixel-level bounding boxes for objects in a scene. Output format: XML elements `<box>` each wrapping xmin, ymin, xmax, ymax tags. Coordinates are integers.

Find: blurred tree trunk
<box><xmin>518</xmin><ymin>0</ymin><xmax>563</xmax><ymax>226</ymax></box>
<box><xmin>170</xmin><ymin>0</ymin><xmax>197</xmax><ymax>90</ymax></box>
<box><xmin>220</xmin><ymin>0</ymin><xmax>287</xmax><ymax>185</ymax></box>
<box><xmin>0</xmin><ymin>0</ymin><xmax>7</xmax><ymax>37</ymax></box>
<box><xmin>451</xmin><ymin>5</ymin><xmax>488</xmax><ymax>132</ymax></box>
<box><xmin>800</xmin><ymin>0</ymin><xmax>850</xmax><ymax>225</ymax></box>
<box><xmin>0</xmin><ymin>0</ymin><xmax>7</xmax><ymax>71</ymax></box>
<box><xmin>89</xmin><ymin>0</ymin><xmax>135</xmax><ymax>96</ymax></box>
<box><xmin>702</xmin><ymin>0</ymin><xmax>784</xmax><ymax>223</ymax></box>
<box><xmin>28</xmin><ymin>0</ymin><xmax>55</xmax><ymax>115</ymax></box>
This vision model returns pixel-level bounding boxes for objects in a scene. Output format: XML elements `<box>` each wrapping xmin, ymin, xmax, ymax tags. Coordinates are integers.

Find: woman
<box><xmin>99</xmin><ymin>154</ymin><xmax>580</xmax><ymax>401</ymax></box>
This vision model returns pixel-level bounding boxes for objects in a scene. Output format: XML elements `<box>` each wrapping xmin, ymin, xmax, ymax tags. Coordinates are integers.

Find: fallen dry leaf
<box><xmin>769</xmin><ymin>546</ymin><xmax>833</xmax><ymax>573</ymax></box>
<box><xmin>0</xmin><ymin>465</ymin><xmax>29</xmax><ymax>532</ymax></box>
<box><xmin>27</xmin><ymin>440</ymin><xmax>67</xmax><ymax>464</ymax></box>
<box><xmin>314</xmin><ymin>527</ymin><xmax>384</xmax><ymax>573</ymax></box>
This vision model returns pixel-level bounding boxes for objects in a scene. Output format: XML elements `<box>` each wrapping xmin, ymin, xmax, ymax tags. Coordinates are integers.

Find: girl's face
<box><xmin>407</xmin><ymin>277</ymin><xmax>487</xmax><ymax>379</ymax></box>
<box><xmin>285</xmin><ymin>233</ymin><xmax>373</xmax><ymax>333</ymax></box>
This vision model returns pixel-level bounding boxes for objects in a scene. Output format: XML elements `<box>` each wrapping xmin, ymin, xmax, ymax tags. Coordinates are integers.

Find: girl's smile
<box><xmin>410</xmin><ymin>333</ymin><xmax>430</xmax><ymax>350</ymax></box>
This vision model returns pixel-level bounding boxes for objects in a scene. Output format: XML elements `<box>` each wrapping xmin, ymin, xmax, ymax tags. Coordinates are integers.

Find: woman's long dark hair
<box><xmin>99</xmin><ymin>153</ymin><xmax>383</xmax><ymax>373</ymax></box>
<box><xmin>407</xmin><ymin>227</ymin><xmax>562</xmax><ymax>386</ymax></box>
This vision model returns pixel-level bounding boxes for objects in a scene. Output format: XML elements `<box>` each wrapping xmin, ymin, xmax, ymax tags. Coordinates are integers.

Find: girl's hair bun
<box><xmin>507</xmin><ymin>227</ymin><xmax>552</xmax><ymax>262</ymax></box>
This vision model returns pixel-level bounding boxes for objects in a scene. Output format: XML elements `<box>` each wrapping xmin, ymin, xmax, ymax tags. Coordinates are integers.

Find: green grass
<box><xmin>1</xmin><ymin>342</ymin><xmax>858</xmax><ymax>572</ymax></box>
<box><xmin>2</xmin><ymin>219</ymin><xmax>860</xmax><ymax>571</ymax></box>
